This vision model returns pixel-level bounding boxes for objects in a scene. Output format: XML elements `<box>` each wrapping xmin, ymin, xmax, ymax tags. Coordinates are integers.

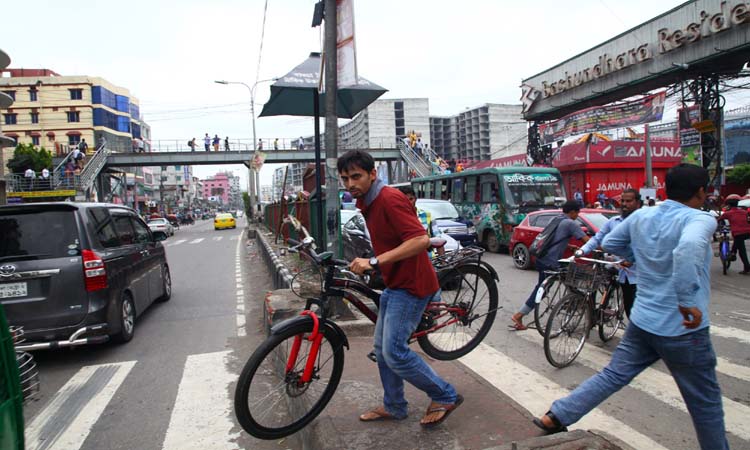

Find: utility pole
<box><xmin>324</xmin><ymin>0</ymin><xmax>340</xmax><ymax>254</ymax></box>
<box><xmin>645</xmin><ymin>124</ymin><xmax>652</xmax><ymax>188</ymax></box>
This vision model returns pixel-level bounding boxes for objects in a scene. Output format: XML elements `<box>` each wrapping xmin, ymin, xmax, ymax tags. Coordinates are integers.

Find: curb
<box><xmin>253</xmin><ymin>227</ymin><xmax>294</xmax><ymax>289</ymax></box>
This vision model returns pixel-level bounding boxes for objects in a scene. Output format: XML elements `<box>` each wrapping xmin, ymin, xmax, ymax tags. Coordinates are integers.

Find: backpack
<box><xmin>188</xmin><ymin>140</ymin><xmax>192</xmax><ymax>147</ymax></box>
<box><xmin>529</xmin><ymin>216</ymin><xmax>566</xmax><ymax>258</ymax></box>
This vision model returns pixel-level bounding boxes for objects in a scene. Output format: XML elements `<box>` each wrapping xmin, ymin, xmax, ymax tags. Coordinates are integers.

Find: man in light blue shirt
<box><xmin>576</xmin><ymin>189</ymin><xmax>642</xmax><ymax>318</ymax></box>
<box><xmin>534</xmin><ymin>164</ymin><xmax>728</xmax><ymax>450</ymax></box>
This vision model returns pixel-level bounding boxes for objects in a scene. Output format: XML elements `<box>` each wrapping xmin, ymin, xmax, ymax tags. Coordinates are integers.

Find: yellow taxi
<box><xmin>214</xmin><ymin>213</ymin><xmax>237</xmax><ymax>230</ymax></box>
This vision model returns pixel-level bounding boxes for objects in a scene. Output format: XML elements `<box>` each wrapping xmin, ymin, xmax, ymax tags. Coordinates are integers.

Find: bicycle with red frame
<box><xmin>234</xmin><ymin>235</ymin><xmax>499</xmax><ymax>440</ymax></box>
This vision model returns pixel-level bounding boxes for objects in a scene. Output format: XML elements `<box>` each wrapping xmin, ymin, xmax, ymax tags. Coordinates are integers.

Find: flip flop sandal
<box><xmin>532</xmin><ymin>411</ymin><xmax>568</xmax><ymax>434</ymax></box>
<box><xmin>508</xmin><ymin>321</ymin><xmax>528</xmax><ymax>331</ymax></box>
<box><xmin>420</xmin><ymin>394</ymin><xmax>464</xmax><ymax>428</ymax></box>
<box><xmin>359</xmin><ymin>408</ymin><xmax>405</xmax><ymax>422</ymax></box>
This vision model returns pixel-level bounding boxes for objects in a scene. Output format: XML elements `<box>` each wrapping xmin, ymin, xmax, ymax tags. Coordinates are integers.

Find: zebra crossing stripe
<box><xmin>161</xmin><ymin>351</ymin><xmax>240</xmax><ymax>450</ymax></box>
<box><xmin>168</xmin><ymin>239</ymin><xmax>187</xmax><ymax>246</ymax></box>
<box><xmin>710</xmin><ymin>324</ymin><xmax>750</xmax><ymax>345</ymax></box>
<box><xmin>189</xmin><ymin>238</ymin><xmax>204</xmax><ymax>244</ymax></box>
<box><xmin>26</xmin><ymin>361</ymin><xmax>136</xmax><ymax>450</ymax></box>
<box><xmin>212</xmin><ymin>236</ymin><xmax>224</xmax><ymax>241</ymax></box>
<box><xmin>515</xmin><ymin>331</ymin><xmax>750</xmax><ymax>441</ymax></box>
<box><xmin>459</xmin><ymin>342</ymin><xmax>670</xmax><ymax>450</ymax></box>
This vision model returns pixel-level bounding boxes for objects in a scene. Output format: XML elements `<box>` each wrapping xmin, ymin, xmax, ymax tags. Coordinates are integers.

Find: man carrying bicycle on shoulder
<box><xmin>574</xmin><ymin>188</ymin><xmax>642</xmax><ymax>318</ymax></box>
<box><xmin>338</xmin><ymin>150</ymin><xmax>463</xmax><ymax>428</ymax></box>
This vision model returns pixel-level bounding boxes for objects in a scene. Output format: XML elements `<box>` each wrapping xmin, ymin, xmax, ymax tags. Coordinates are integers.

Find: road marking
<box><xmin>515</xmin><ymin>332</ymin><xmax>750</xmax><ymax>441</ymax></box>
<box><xmin>212</xmin><ymin>236</ymin><xmax>224</xmax><ymax>241</ymax></box>
<box><xmin>711</xmin><ymin>324</ymin><xmax>750</xmax><ymax>345</ymax></box>
<box><xmin>168</xmin><ymin>239</ymin><xmax>187</xmax><ymax>246</ymax></box>
<box><xmin>236</xmin><ymin>284</ymin><xmax>243</xmax><ymax>290</ymax></box>
<box><xmin>189</xmin><ymin>238</ymin><xmax>204</xmax><ymax>244</ymax></box>
<box><xmin>459</xmin><ymin>343</ymin><xmax>669</xmax><ymax>450</ymax></box>
<box><xmin>718</xmin><ymin>357</ymin><xmax>750</xmax><ymax>383</ymax></box>
<box><xmin>26</xmin><ymin>361</ymin><xmax>136</xmax><ymax>450</ymax></box>
<box><xmin>235</xmin><ymin>235</ymin><xmax>245</xmax><ymax>338</ymax></box>
<box><xmin>236</xmin><ymin>290</ymin><xmax>244</xmax><ymax>297</ymax></box>
<box><xmin>162</xmin><ymin>352</ymin><xmax>240</xmax><ymax>450</ymax></box>
<box><xmin>237</xmin><ymin>303</ymin><xmax>245</xmax><ymax>313</ymax></box>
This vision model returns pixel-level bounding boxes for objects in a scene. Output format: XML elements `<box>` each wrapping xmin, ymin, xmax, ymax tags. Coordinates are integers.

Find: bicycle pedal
<box><xmin>366</xmin><ymin>351</ymin><xmax>377</xmax><ymax>363</ymax></box>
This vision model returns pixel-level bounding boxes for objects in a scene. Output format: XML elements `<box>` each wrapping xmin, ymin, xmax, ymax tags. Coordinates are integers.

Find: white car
<box><xmin>147</xmin><ymin>218</ymin><xmax>174</xmax><ymax>237</ymax></box>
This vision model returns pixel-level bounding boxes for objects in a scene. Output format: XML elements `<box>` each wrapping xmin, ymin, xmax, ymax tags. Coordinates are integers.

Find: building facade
<box><xmin>201</xmin><ymin>171</ymin><xmax>240</xmax><ymax>209</ymax></box>
<box><xmin>338</xmin><ymin>98</ymin><xmax>431</xmax><ymax>149</ymax></box>
<box><xmin>430</xmin><ymin>104</ymin><xmax>527</xmax><ymax>161</ymax></box>
<box><xmin>0</xmin><ymin>68</ymin><xmax>149</xmax><ymax>155</ymax></box>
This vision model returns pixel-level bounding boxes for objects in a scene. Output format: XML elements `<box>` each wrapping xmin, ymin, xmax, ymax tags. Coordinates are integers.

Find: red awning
<box><xmin>65</xmin><ymin>131</ymin><xmax>81</xmax><ymax>136</ymax></box>
<box><xmin>46</xmin><ymin>131</ymin><xmax>55</xmax><ymax>137</ymax></box>
<box><xmin>29</xmin><ymin>132</ymin><xmax>41</xmax><ymax>137</ymax></box>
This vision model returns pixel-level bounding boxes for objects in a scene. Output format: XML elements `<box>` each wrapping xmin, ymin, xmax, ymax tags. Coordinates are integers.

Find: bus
<box><xmin>411</xmin><ymin>167</ymin><xmax>566</xmax><ymax>252</ymax></box>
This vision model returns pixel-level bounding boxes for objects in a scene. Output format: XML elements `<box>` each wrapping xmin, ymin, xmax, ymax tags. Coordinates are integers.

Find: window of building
<box><xmin>68</xmin><ymin>135</ymin><xmax>81</xmax><ymax>146</ymax></box>
<box><xmin>2</xmin><ymin>91</ymin><xmax>15</xmax><ymax>101</ymax></box>
<box><xmin>396</xmin><ymin>126</ymin><xmax>405</xmax><ymax>137</ymax></box>
<box><xmin>394</xmin><ymin>109</ymin><xmax>404</xmax><ymax>119</ymax></box>
<box><xmin>176</xmin><ymin>176</ymin><xmax>182</xmax><ymax>182</ymax></box>
<box><xmin>3</xmin><ymin>114</ymin><xmax>17</xmax><ymax>125</ymax></box>
<box><xmin>69</xmin><ymin>89</ymin><xmax>83</xmax><ymax>100</ymax></box>
<box><xmin>31</xmin><ymin>136</ymin><xmax>40</xmax><ymax>146</ymax></box>
<box><xmin>29</xmin><ymin>90</ymin><xmax>37</xmax><ymax>101</ymax></box>
<box><xmin>67</xmin><ymin>111</ymin><xmax>80</xmax><ymax>123</ymax></box>
<box><xmin>174</xmin><ymin>165</ymin><xmax>181</xmax><ymax>170</ymax></box>
<box><xmin>30</xmin><ymin>112</ymin><xmax>39</xmax><ymax>124</ymax></box>
<box><xmin>394</xmin><ymin>101</ymin><xmax>404</xmax><ymax>110</ymax></box>
<box><xmin>395</xmin><ymin>118</ymin><xmax>405</xmax><ymax>128</ymax></box>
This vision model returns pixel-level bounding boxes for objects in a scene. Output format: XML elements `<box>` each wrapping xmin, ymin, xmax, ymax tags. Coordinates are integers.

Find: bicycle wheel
<box><xmin>533</xmin><ymin>274</ymin><xmax>567</xmax><ymax>337</ymax></box>
<box><xmin>720</xmin><ymin>240</ymin><xmax>731</xmax><ymax>275</ymax></box>
<box><xmin>234</xmin><ymin>320</ymin><xmax>345</xmax><ymax>440</ymax></box>
<box><xmin>544</xmin><ymin>292</ymin><xmax>591</xmax><ymax>368</ymax></box>
<box><xmin>417</xmin><ymin>263</ymin><xmax>499</xmax><ymax>360</ymax></box>
<box><xmin>598</xmin><ymin>283</ymin><xmax>624</xmax><ymax>342</ymax></box>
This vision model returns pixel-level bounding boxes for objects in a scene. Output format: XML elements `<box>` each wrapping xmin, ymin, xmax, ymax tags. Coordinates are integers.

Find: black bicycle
<box><xmin>234</xmin><ymin>236</ymin><xmax>499</xmax><ymax>439</ymax></box>
<box><xmin>543</xmin><ymin>255</ymin><xmax>625</xmax><ymax>368</ymax></box>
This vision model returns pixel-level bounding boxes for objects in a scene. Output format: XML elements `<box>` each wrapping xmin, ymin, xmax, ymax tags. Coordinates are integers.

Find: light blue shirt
<box><xmin>602</xmin><ymin>200</ymin><xmax>717</xmax><ymax>337</ymax></box>
<box><xmin>580</xmin><ymin>215</ymin><xmax>636</xmax><ymax>284</ymax></box>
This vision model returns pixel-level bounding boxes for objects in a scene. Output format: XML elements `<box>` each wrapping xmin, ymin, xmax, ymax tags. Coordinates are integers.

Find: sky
<box><xmin>2</xmin><ymin>0</ymin><xmax>749</xmax><ymax>188</ymax></box>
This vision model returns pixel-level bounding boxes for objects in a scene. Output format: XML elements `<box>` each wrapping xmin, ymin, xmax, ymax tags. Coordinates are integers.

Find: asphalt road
<box><xmin>23</xmin><ymin>218</ymin><xmax>300</xmax><ymax>450</ymax></box>
<box><xmin>20</xmin><ymin>224</ymin><xmax>750</xmax><ymax>450</ymax></box>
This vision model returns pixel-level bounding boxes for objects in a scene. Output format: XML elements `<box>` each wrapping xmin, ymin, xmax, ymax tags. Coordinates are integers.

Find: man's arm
<box><xmin>601</xmin><ymin>216</ymin><xmax>634</xmax><ymax>262</ymax></box>
<box><xmin>579</xmin><ymin>218</ymin><xmax>613</xmax><ymax>254</ymax></box>
<box><xmin>672</xmin><ymin>214</ymin><xmax>717</xmax><ymax>309</ymax></box>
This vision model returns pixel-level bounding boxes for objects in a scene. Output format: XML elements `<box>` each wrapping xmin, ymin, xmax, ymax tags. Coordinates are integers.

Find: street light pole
<box><xmin>215</xmin><ymin>78</ymin><xmax>277</xmax><ymax>218</ymax></box>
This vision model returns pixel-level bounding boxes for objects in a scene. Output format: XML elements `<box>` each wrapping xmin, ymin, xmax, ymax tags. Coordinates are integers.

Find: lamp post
<box><xmin>215</xmin><ymin>78</ymin><xmax>277</xmax><ymax>216</ymax></box>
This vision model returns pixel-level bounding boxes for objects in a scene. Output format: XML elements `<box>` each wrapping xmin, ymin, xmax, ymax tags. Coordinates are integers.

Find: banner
<box><xmin>336</xmin><ymin>0</ymin><xmax>358</xmax><ymax>87</ymax></box>
<box><xmin>678</xmin><ymin>105</ymin><xmax>702</xmax><ymax>165</ymax></box>
<box><xmin>538</xmin><ymin>91</ymin><xmax>666</xmax><ymax>144</ymax></box>
<box><xmin>251</xmin><ymin>151</ymin><xmax>267</xmax><ymax>171</ymax></box>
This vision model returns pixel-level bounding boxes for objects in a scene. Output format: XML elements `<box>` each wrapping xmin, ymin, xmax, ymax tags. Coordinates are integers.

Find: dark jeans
<box><xmin>551</xmin><ymin>325</ymin><xmax>728</xmax><ymax>450</ymax></box>
<box><xmin>731</xmin><ymin>233</ymin><xmax>749</xmax><ymax>271</ymax></box>
<box><xmin>619</xmin><ymin>281</ymin><xmax>637</xmax><ymax>319</ymax></box>
<box><xmin>521</xmin><ymin>260</ymin><xmax>556</xmax><ymax>315</ymax></box>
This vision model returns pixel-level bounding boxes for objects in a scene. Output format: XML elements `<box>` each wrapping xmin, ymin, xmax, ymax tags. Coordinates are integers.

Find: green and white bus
<box><xmin>411</xmin><ymin>167</ymin><xmax>566</xmax><ymax>252</ymax></box>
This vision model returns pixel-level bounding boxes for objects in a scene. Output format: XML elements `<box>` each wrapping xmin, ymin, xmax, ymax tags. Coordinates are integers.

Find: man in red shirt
<box><xmin>719</xmin><ymin>194</ymin><xmax>750</xmax><ymax>274</ymax></box>
<box><xmin>339</xmin><ymin>150</ymin><xmax>462</xmax><ymax>428</ymax></box>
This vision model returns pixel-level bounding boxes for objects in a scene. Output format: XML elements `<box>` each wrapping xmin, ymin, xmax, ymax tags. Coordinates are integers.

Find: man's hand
<box><xmin>574</xmin><ymin>249</ymin><xmax>584</xmax><ymax>257</ymax></box>
<box><xmin>678</xmin><ymin>306</ymin><xmax>703</xmax><ymax>329</ymax></box>
<box><xmin>349</xmin><ymin>257</ymin><xmax>373</xmax><ymax>275</ymax></box>
<box><xmin>620</xmin><ymin>261</ymin><xmax>633</xmax><ymax>268</ymax></box>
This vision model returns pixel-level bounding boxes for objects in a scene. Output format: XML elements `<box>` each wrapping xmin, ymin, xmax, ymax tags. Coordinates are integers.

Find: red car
<box><xmin>510</xmin><ymin>209</ymin><xmax>619</xmax><ymax>270</ymax></box>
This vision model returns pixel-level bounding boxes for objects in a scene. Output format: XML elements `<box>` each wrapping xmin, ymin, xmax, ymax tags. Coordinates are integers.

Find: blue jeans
<box><xmin>521</xmin><ymin>260</ymin><xmax>556</xmax><ymax>315</ymax></box>
<box><xmin>373</xmin><ymin>288</ymin><xmax>457</xmax><ymax>418</ymax></box>
<box><xmin>550</xmin><ymin>324</ymin><xmax>728</xmax><ymax>450</ymax></box>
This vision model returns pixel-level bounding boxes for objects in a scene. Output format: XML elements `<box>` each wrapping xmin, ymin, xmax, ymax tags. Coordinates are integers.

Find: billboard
<box><xmin>678</xmin><ymin>105</ymin><xmax>702</xmax><ymax>165</ymax></box>
<box><xmin>538</xmin><ymin>92</ymin><xmax>665</xmax><ymax>144</ymax></box>
<box><xmin>555</xmin><ymin>140</ymin><xmax>682</xmax><ymax>167</ymax></box>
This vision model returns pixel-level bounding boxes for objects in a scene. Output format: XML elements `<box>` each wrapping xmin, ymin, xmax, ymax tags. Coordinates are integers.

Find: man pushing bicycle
<box><xmin>338</xmin><ymin>150</ymin><xmax>463</xmax><ymax>428</ymax></box>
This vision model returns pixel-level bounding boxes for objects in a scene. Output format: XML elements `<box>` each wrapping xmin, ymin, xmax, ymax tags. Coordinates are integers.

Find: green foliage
<box><xmin>242</xmin><ymin>192</ymin><xmax>253</xmax><ymax>218</ymax></box>
<box><xmin>6</xmin><ymin>143</ymin><xmax>53</xmax><ymax>174</ymax></box>
<box><xmin>727</xmin><ymin>163</ymin><xmax>750</xmax><ymax>186</ymax></box>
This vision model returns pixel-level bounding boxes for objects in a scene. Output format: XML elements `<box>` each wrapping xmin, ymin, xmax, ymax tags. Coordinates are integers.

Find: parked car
<box><xmin>341</xmin><ymin>210</ymin><xmax>460</xmax><ymax>261</ymax></box>
<box><xmin>0</xmin><ymin>202</ymin><xmax>171</xmax><ymax>349</ymax></box>
<box><xmin>509</xmin><ymin>208</ymin><xmax>619</xmax><ymax>270</ymax></box>
<box><xmin>214</xmin><ymin>213</ymin><xmax>237</xmax><ymax>230</ymax></box>
<box><xmin>415</xmin><ymin>199</ymin><xmax>477</xmax><ymax>247</ymax></box>
<box><xmin>147</xmin><ymin>218</ymin><xmax>174</xmax><ymax>237</ymax></box>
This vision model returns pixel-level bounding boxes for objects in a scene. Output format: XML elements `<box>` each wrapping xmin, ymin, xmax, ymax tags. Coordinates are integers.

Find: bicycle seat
<box><xmin>429</xmin><ymin>237</ymin><xmax>447</xmax><ymax>249</ymax></box>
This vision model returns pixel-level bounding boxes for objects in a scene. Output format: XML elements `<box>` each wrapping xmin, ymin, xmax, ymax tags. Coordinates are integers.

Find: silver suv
<box><xmin>0</xmin><ymin>203</ymin><xmax>171</xmax><ymax>350</ymax></box>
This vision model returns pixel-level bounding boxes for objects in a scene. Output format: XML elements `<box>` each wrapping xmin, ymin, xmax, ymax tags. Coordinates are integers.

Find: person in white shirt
<box><xmin>24</xmin><ymin>167</ymin><xmax>35</xmax><ymax>190</ymax></box>
<box><xmin>41</xmin><ymin>167</ymin><xmax>50</xmax><ymax>189</ymax></box>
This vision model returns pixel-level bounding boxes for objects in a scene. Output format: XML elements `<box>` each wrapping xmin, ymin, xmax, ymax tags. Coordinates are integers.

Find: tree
<box><xmin>242</xmin><ymin>192</ymin><xmax>253</xmax><ymax>219</ymax></box>
<box><xmin>726</xmin><ymin>163</ymin><xmax>750</xmax><ymax>186</ymax></box>
<box><xmin>6</xmin><ymin>143</ymin><xmax>53</xmax><ymax>174</ymax></box>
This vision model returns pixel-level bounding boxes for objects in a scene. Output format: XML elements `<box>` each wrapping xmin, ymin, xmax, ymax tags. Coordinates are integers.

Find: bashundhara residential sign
<box><xmin>521</xmin><ymin>0</ymin><xmax>750</xmax><ymax>118</ymax></box>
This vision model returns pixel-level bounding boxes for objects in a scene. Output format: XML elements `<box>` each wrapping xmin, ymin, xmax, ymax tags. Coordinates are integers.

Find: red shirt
<box><xmin>720</xmin><ymin>207</ymin><xmax>750</xmax><ymax>236</ymax></box>
<box><xmin>357</xmin><ymin>186</ymin><xmax>439</xmax><ymax>298</ymax></box>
